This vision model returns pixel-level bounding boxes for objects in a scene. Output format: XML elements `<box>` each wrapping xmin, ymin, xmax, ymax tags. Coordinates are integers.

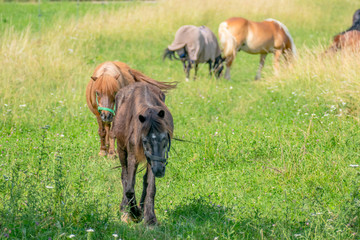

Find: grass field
<box><xmin>1</xmin><ymin>0</ymin><xmax>360</xmax><ymax>239</ymax></box>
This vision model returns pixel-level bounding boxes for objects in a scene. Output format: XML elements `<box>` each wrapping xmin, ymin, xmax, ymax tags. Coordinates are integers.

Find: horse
<box><xmin>86</xmin><ymin>61</ymin><xmax>176</xmax><ymax>157</ymax></box>
<box><xmin>110</xmin><ymin>82</ymin><xmax>174</xmax><ymax>225</ymax></box>
<box><xmin>218</xmin><ymin>17</ymin><xmax>296</xmax><ymax>80</ymax></box>
<box><xmin>163</xmin><ymin>25</ymin><xmax>225</xmax><ymax>81</ymax></box>
<box><xmin>326</xmin><ymin>30</ymin><xmax>360</xmax><ymax>53</ymax></box>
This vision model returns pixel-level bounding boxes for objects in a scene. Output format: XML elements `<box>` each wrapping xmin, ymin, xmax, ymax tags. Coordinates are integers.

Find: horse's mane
<box><xmin>265</xmin><ymin>18</ymin><xmax>297</xmax><ymax>56</ymax></box>
<box><xmin>93</xmin><ymin>74</ymin><xmax>120</xmax><ymax>95</ymax></box>
<box><xmin>112</xmin><ymin>83</ymin><xmax>173</xmax><ymax>161</ymax></box>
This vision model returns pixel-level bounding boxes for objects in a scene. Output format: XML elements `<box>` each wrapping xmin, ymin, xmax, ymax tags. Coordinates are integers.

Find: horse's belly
<box><xmin>240</xmin><ymin>44</ymin><xmax>273</xmax><ymax>54</ymax></box>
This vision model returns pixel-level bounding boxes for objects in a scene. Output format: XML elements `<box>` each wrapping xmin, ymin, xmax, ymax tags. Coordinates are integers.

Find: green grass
<box><xmin>1</xmin><ymin>0</ymin><xmax>360</xmax><ymax>239</ymax></box>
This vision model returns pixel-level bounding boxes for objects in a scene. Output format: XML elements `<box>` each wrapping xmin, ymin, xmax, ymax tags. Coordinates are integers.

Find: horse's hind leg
<box><xmin>185</xmin><ymin>60</ymin><xmax>192</xmax><ymax>82</ymax></box>
<box><xmin>97</xmin><ymin>118</ymin><xmax>107</xmax><ymax>156</ymax></box>
<box><xmin>194</xmin><ymin>63</ymin><xmax>198</xmax><ymax>80</ymax></box>
<box><xmin>224</xmin><ymin>56</ymin><xmax>234</xmax><ymax>80</ymax></box>
<box><xmin>142</xmin><ymin>164</ymin><xmax>157</xmax><ymax>225</ymax></box>
<box><xmin>255</xmin><ymin>53</ymin><xmax>267</xmax><ymax>80</ymax></box>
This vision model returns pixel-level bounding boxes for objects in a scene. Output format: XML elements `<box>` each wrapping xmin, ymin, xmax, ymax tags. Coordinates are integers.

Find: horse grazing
<box><xmin>218</xmin><ymin>17</ymin><xmax>296</xmax><ymax>80</ymax></box>
<box><xmin>86</xmin><ymin>61</ymin><xmax>176</xmax><ymax>157</ymax></box>
<box><xmin>111</xmin><ymin>82</ymin><xmax>174</xmax><ymax>225</ymax></box>
<box><xmin>163</xmin><ymin>25</ymin><xmax>224</xmax><ymax>81</ymax></box>
<box><xmin>326</xmin><ymin>30</ymin><xmax>360</xmax><ymax>53</ymax></box>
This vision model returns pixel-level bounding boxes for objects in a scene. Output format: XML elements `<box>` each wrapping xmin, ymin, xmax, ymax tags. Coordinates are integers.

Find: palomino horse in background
<box><xmin>111</xmin><ymin>82</ymin><xmax>174</xmax><ymax>225</ymax></box>
<box><xmin>163</xmin><ymin>25</ymin><xmax>224</xmax><ymax>81</ymax></box>
<box><xmin>218</xmin><ymin>17</ymin><xmax>296</xmax><ymax>80</ymax></box>
<box><xmin>86</xmin><ymin>61</ymin><xmax>176</xmax><ymax>157</ymax></box>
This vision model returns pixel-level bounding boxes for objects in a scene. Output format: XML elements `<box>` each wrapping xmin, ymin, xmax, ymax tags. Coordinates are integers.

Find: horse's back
<box><xmin>334</xmin><ymin>30</ymin><xmax>360</xmax><ymax>50</ymax></box>
<box><xmin>198</xmin><ymin>26</ymin><xmax>221</xmax><ymax>62</ymax></box>
<box><xmin>113</xmin><ymin>83</ymin><xmax>172</xmax><ymax>148</ymax></box>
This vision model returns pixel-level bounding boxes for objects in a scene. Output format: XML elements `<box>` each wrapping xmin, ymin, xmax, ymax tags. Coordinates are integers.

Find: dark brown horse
<box><xmin>86</xmin><ymin>61</ymin><xmax>176</xmax><ymax>157</ymax></box>
<box><xmin>111</xmin><ymin>82</ymin><xmax>174</xmax><ymax>225</ymax></box>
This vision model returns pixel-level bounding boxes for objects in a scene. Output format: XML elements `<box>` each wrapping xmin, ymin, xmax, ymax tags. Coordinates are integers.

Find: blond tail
<box><xmin>218</xmin><ymin>21</ymin><xmax>237</xmax><ymax>61</ymax></box>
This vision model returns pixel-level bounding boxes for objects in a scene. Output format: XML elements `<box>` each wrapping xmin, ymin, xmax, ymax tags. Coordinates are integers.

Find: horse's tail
<box><xmin>218</xmin><ymin>21</ymin><xmax>237</xmax><ymax>61</ymax></box>
<box><xmin>266</xmin><ymin>18</ymin><xmax>297</xmax><ymax>58</ymax></box>
<box><xmin>129</xmin><ymin>68</ymin><xmax>177</xmax><ymax>91</ymax></box>
<box><xmin>163</xmin><ymin>48</ymin><xmax>178</xmax><ymax>61</ymax></box>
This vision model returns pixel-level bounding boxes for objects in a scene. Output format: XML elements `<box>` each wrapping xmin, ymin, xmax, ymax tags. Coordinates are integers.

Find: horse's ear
<box><xmin>158</xmin><ymin>110</ymin><xmax>165</xmax><ymax>118</ymax></box>
<box><xmin>139</xmin><ymin>115</ymin><xmax>146</xmax><ymax>123</ymax></box>
<box><xmin>91</xmin><ymin>76</ymin><xmax>97</xmax><ymax>81</ymax></box>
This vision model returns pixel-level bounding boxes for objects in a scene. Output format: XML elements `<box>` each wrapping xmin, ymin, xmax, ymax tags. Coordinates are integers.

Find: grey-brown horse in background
<box><xmin>163</xmin><ymin>25</ymin><xmax>224</xmax><ymax>81</ymax></box>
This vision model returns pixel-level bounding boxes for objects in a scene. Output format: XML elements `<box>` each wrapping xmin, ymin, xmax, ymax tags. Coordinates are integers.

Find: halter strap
<box><xmin>143</xmin><ymin>134</ymin><xmax>171</xmax><ymax>166</ymax></box>
<box><xmin>96</xmin><ymin>92</ymin><xmax>116</xmax><ymax>115</ymax></box>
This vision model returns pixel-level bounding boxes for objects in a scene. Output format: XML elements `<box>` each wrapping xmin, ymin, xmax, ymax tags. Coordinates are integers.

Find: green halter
<box><xmin>96</xmin><ymin>93</ymin><xmax>116</xmax><ymax>115</ymax></box>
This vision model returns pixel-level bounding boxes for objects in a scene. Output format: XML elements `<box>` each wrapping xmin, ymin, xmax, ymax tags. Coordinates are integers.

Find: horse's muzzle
<box><xmin>151</xmin><ymin>165</ymin><xmax>166</xmax><ymax>178</ymax></box>
<box><xmin>100</xmin><ymin>112</ymin><xmax>114</xmax><ymax>123</ymax></box>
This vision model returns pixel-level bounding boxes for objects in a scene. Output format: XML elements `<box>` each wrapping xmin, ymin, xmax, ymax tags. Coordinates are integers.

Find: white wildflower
<box><xmin>86</xmin><ymin>228</ymin><xmax>94</xmax><ymax>232</ymax></box>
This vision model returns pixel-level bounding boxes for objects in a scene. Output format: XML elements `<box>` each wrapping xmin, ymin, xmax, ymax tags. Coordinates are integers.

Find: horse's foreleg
<box><xmin>140</xmin><ymin>165</ymin><xmax>149</xmax><ymax>211</ymax></box>
<box><xmin>255</xmin><ymin>53</ymin><xmax>267</xmax><ymax>80</ymax></box>
<box><xmin>97</xmin><ymin>118</ymin><xmax>107</xmax><ymax>156</ymax></box>
<box><xmin>143</xmin><ymin>164</ymin><xmax>157</xmax><ymax>225</ymax></box>
<box><xmin>123</xmin><ymin>154</ymin><xmax>142</xmax><ymax>222</ymax></box>
<box><xmin>273</xmin><ymin>50</ymin><xmax>281</xmax><ymax>76</ymax></box>
<box><xmin>107</xmin><ymin>124</ymin><xmax>116</xmax><ymax>158</ymax></box>
<box><xmin>208</xmin><ymin>61</ymin><xmax>212</xmax><ymax>76</ymax></box>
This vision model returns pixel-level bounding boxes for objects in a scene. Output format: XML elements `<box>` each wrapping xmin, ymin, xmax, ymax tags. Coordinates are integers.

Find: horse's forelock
<box><xmin>138</xmin><ymin>108</ymin><xmax>170</xmax><ymax>140</ymax></box>
<box><xmin>94</xmin><ymin>75</ymin><xmax>120</xmax><ymax>96</ymax></box>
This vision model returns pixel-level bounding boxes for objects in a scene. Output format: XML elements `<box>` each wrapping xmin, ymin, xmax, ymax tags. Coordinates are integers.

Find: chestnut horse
<box><xmin>86</xmin><ymin>61</ymin><xmax>176</xmax><ymax>157</ymax></box>
<box><xmin>326</xmin><ymin>9</ymin><xmax>360</xmax><ymax>53</ymax></box>
<box><xmin>111</xmin><ymin>82</ymin><xmax>174</xmax><ymax>225</ymax></box>
<box><xmin>327</xmin><ymin>30</ymin><xmax>360</xmax><ymax>53</ymax></box>
<box><xmin>218</xmin><ymin>17</ymin><xmax>296</xmax><ymax>80</ymax></box>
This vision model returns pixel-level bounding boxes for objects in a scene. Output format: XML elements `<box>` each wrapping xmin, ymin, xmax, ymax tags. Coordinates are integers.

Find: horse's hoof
<box><xmin>144</xmin><ymin>217</ymin><xmax>158</xmax><ymax>226</ymax></box>
<box><xmin>98</xmin><ymin>150</ymin><xmax>107</xmax><ymax>157</ymax></box>
<box><xmin>107</xmin><ymin>151</ymin><xmax>117</xmax><ymax>159</ymax></box>
<box><xmin>121</xmin><ymin>213</ymin><xmax>131</xmax><ymax>223</ymax></box>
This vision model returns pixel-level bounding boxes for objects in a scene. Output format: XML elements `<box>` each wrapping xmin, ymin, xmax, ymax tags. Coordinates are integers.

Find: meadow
<box><xmin>1</xmin><ymin>0</ymin><xmax>360</xmax><ymax>239</ymax></box>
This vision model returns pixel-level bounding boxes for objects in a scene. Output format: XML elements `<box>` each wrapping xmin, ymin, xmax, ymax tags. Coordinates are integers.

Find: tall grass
<box><xmin>1</xmin><ymin>0</ymin><xmax>360</xmax><ymax>239</ymax></box>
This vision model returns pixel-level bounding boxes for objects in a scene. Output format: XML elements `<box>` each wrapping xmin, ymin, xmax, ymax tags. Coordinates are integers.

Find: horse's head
<box><xmin>213</xmin><ymin>56</ymin><xmax>225</xmax><ymax>78</ymax></box>
<box><xmin>176</xmin><ymin>47</ymin><xmax>188</xmax><ymax>62</ymax></box>
<box><xmin>139</xmin><ymin>109</ymin><xmax>171</xmax><ymax>178</ymax></box>
<box><xmin>92</xmin><ymin>75</ymin><xmax>119</xmax><ymax>123</ymax></box>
